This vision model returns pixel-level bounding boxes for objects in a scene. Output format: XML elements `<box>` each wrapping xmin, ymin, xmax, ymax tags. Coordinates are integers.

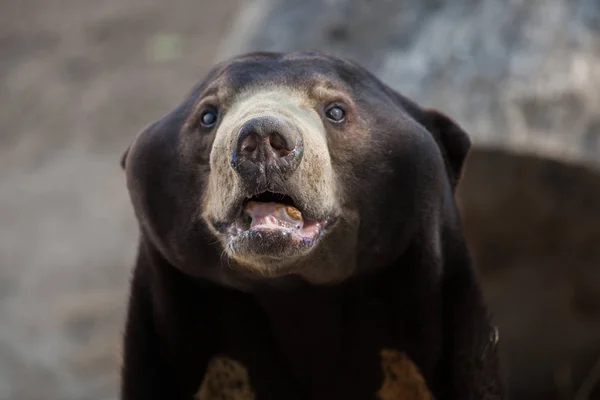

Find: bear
<box><xmin>119</xmin><ymin>51</ymin><xmax>506</xmax><ymax>400</ymax></box>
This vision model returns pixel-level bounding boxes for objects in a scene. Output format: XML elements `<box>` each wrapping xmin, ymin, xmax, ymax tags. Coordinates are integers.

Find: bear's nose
<box><xmin>232</xmin><ymin>116</ymin><xmax>304</xmax><ymax>184</ymax></box>
<box><xmin>237</xmin><ymin>116</ymin><xmax>298</xmax><ymax>159</ymax></box>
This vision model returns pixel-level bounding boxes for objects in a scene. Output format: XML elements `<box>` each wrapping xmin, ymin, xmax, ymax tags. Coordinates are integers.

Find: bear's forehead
<box><xmin>204</xmin><ymin>52</ymin><xmax>367</xmax><ymax>103</ymax></box>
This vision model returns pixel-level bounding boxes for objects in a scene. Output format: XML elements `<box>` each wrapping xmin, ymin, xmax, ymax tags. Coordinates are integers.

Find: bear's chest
<box><xmin>194</xmin><ymin>349</ymin><xmax>432</xmax><ymax>400</ymax></box>
<box><xmin>191</xmin><ymin>296</ymin><xmax>436</xmax><ymax>400</ymax></box>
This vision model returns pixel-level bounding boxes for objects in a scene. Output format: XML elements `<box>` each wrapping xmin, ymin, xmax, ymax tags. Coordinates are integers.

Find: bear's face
<box><xmin>122</xmin><ymin>52</ymin><xmax>470</xmax><ymax>288</ymax></box>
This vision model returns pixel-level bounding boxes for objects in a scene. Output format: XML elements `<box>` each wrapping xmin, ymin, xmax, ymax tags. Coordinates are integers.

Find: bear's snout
<box><xmin>231</xmin><ymin>115</ymin><xmax>304</xmax><ymax>192</ymax></box>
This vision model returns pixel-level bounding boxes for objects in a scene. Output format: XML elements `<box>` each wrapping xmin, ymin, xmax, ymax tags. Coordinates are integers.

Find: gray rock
<box><xmin>219</xmin><ymin>0</ymin><xmax>600</xmax><ymax>169</ymax></box>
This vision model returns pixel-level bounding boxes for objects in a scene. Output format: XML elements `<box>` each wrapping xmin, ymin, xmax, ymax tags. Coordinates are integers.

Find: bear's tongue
<box><xmin>245</xmin><ymin>201</ymin><xmax>304</xmax><ymax>231</ymax></box>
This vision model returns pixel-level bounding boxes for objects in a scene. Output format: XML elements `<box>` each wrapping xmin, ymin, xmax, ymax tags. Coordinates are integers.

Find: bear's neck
<box><xmin>255</xmin><ymin>281</ymin><xmax>391</xmax><ymax>392</ymax></box>
<box><xmin>257</xmin><ymin>287</ymin><xmax>343</xmax><ymax>386</ymax></box>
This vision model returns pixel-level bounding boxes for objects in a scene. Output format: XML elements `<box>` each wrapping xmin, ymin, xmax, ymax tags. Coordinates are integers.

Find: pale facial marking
<box><xmin>203</xmin><ymin>86</ymin><xmax>339</xmax><ymax>229</ymax></box>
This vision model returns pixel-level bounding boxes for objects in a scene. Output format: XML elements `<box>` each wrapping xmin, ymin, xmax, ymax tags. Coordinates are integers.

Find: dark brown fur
<box><xmin>120</xmin><ymin>51</ymin><xmax>506</xmax><ymax>399</ymax></box>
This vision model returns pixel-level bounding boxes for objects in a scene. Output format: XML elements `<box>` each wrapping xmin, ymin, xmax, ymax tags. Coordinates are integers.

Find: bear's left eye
<box><xmin>199</xmin><ymin>108</ymin><xmax>218</xmax><ymax>128</ymax></box>
<box><xmin>325</xmin><ymin>105</ymin><xmax>345</xmax><ymax>123</ymax></box>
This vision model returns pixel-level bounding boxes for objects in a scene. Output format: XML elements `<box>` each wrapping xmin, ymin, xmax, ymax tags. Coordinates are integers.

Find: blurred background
<box><xmin>0</xmin><ymin>0</ymin><xmax>599</xmax><ymax>399</ymax></box>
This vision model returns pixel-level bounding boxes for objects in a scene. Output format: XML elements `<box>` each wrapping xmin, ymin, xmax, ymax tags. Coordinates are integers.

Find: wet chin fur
<box><xmin>223</xmin><ymin>228</ymin><xmax>320</xmax><ymax>275</ymax></box>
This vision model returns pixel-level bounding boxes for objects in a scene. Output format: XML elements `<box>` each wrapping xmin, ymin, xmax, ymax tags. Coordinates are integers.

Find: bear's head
<box><xmin>121</xmin><ymin>52</ymin><xmax>470</xmax><ymax>290</ymax></box>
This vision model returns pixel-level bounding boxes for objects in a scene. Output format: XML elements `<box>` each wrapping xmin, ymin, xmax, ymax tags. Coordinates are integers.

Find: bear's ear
<box><xmin>120</xmin><ymin>145</ymin><xmax>130</xmax><ymax>170</ymax></box>
<box><xmin>421</xmin><ymin>109</ymin><xmax>471</xmax><ymax>190</ymax></box>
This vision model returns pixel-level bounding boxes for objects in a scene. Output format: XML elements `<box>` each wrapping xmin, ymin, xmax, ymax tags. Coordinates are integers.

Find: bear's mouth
<box><xmin>225</xmin><ymin>191</ymin><xmax>330</xmax><ymax>244</ymax></box>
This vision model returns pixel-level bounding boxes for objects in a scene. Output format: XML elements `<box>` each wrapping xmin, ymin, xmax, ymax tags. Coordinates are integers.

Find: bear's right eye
<box><xmin>199</xmin><ymin>108</ymin><xmax>218</xmax><ymax>128</ymax></box>
<box><xmin>325</xmin><ymin>104</ymin><xmax>345</xmax><ymax>123</ymax></box>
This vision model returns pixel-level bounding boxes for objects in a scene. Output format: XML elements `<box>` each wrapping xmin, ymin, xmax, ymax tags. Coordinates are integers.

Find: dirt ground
<box><xmin>0</xmin><ymin>1</ymin><xmax>241</xmax><ymax>399</ymax></box>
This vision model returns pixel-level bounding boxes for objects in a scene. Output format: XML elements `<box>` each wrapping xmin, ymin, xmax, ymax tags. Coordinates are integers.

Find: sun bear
<box><xmin>119</xmin><ymin>51</ymin><xmax>506</xmax><ymax>400</ymax></box>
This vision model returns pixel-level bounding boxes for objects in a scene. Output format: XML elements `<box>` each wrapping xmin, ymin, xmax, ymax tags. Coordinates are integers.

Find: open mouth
<box><xmin>225</xmin><ymin>191</ymin><xmax>330</xmax><ymax>245</ymax></box>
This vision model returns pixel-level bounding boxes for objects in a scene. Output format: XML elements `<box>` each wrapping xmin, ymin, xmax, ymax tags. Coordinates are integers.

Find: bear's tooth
<box><xmin>284</xmin><ymin>205</ymin><xmax>302</xmax><ymax>221</ymax></box>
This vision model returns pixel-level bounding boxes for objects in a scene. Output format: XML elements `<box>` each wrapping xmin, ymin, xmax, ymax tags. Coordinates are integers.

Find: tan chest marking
<box><xmin>194</xmin><ymin>356</ymin><xmax>255</xmax><ymax>400</ymax></box>
<box><xmin>377</xmin><ymin>349</ymin><xmax>433</xmax><ymax>400</ymax></box>
<box><xmin>195</xmin><ymin>350</ymin><xmax>432</xmax><ymax>399</ymax></box>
